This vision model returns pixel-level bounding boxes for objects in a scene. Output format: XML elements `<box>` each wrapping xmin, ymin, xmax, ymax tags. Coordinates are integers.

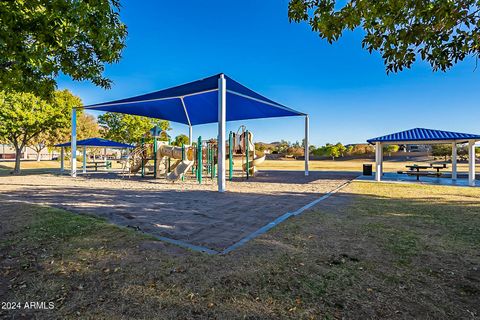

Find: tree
<box><xmin>54</xmin><ymin>111</ymin><xmax>100</xmax><ymax>144</ymax></box>
<box><xmin>0</xmin><ymin>1</ymin><xmax>127</xmax><ymax>96</ymax></box>
<box><xmin>172</xmin><ymin>134</ymin><xmax>190</xmax><ymax>146</ymax></box>
<box><xmin>325</xmin><ymin>144</ymin><xmax>341</xmax><ymax>160</ymax></box>
<box><xmin>384</xmin><ymin>144</ymin><xmax>400</xmax><ymax>156</ymax></box>
<box><xmin>0</xmin><ymin>91</ymin><xmax>74</xmax><ymax>173</ymax></box>
<box><xmin>273</xmin><ymin>140</ymin><xmax>291</xmax><ymax>154</ymax></box>
<box><xmin>255</xmin><ymin>143</ymin><xmax>266</xmax><ymax>152</ymax></box>
<box><xmin>335</xmin><ymin>142</ymin><xmax>346</xmax><ymax>157</ymax></box>
<box><xmin>288</xmin><ymin>0</ymin><xmax>480</xmax><ymax>73</ymax></box>
<box><xmin>29</xmin><ymin>111</ymin><xmax>100</xmax><ymax>160</ymax></box>
<box><xmin>345</xmin><ymin>145</ymin><xmax>354</xmax><ymax>155</ymax></box>
<box><xmin>29</xmin><ymin>132</ymin><xmax>49</xmax><ymax>162</ymax></box>
<box><xmin>432</xmin><ymin>144</ymin><xmax>453</xmax><ymax>161</ymax></box>
<box><xmin>98</xmin><ymin>113</ymin><xmax>170</xmax><ymax>145</ymax></box>
<box><xmin>286</xmin><ymin>146</ymin><xmax>304</xmax><ymax>157</ymax></box>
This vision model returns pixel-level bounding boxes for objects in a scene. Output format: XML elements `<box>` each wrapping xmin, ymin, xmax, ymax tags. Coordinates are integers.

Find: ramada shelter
<box><xmin>368</xmin><ymin>128</ymin><xmax>480</xmax><ymax>186</ymax></box>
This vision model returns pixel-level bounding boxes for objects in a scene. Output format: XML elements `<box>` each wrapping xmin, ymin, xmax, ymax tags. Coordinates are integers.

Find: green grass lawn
<box><xmin>1</xmin><ymin>182</ymin><xmax>479</xmax><ymax>319</ymax></box>
<box><xmin>2</xmin><ymin>158</ymin><xmax>479</xmax><ymax>176</ymax></box>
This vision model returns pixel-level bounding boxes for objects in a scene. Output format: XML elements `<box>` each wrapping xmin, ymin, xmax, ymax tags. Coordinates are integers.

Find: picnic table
<box><xmin>431</xmin><ymin>163</ymin><xmax>448</xmax><ymax>173</ymax></box>
<box><xmin>400</xmin><ymin>164</ymin><xmax>448</xmax><ymax>181</ymax></box>
<box><xmin>87</xmin><ymin>161</ymin><xmax>112</xmax><ymax>171</ymax></box>
<box><xmin>405</xmin><ymin>164</ymin><xmax>432</xmax><ymax>172</ymax></box>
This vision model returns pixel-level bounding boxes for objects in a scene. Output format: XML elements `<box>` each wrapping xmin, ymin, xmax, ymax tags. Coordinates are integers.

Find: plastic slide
<box><xmin>157</xmin><ymin>143</ymin><xmax>194</xmax><ymax>161</ymax></box>
<box><xmin>166</xmin><ymin>160</ymin><xmax>194</xmax><ymax>181</ymax></box>
<box><xmin>242</xmin><ymin>154</ymin><xmax>266</xmax><ymax>174</ymax></box>
<box><xmin>130</xmin><ymin>161</ymin><xmax>143</xmax><ymax>174</ymax></box>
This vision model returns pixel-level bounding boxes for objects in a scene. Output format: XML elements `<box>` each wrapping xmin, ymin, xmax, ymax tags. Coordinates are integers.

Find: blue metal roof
<box><xmin>84</xmin><ymin>74</ymin><xmax>305</xmax><ymax>126</ymax></box>
<box><xmin>367</xmin><ymin>128</ymin><xmax>480</xmax><ymax>144</ymax></box>
<box><xmin>56</xmin><ymin>138</ymin><xmax>135</xmax><ymax>148</ymax></box>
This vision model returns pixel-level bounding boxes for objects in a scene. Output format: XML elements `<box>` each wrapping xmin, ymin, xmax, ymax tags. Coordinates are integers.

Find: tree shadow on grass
<box><xmin>0</xmin><ymin>185</ymin><xmax>330</xmax><ymax>252</ymax></box>
<box><xmin>1</xmin><ymin>188</ymin><xmax>479</xmax><ymax>319</ymax></box>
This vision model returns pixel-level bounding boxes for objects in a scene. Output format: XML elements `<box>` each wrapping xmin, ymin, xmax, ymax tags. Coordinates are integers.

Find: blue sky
<box><xmin>57</xmin><ymin>0</ymin><xmax>480</xmax><ymax>146</ymax></box>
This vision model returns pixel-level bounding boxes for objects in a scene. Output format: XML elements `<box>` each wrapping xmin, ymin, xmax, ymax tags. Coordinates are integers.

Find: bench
<box><xmin>87</xmin><ymin>161</ymin><xmax>112</xmax><ymax>171</ymax></box>
<box><xmin>397</xmin><ymin>170</ymin><xmax>443</xmax><ymax>181</ymax></box>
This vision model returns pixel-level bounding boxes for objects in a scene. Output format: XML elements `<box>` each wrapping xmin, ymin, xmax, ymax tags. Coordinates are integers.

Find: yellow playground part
<box><xmin>124</xmin><ymin>143</ymin><xmax>194</xmax><ymax>179</ymax></box>
<box><xmin>231</xmin><ymin>128</ymin><xmax>265</xmax><ymax>176</ymax></box>
<box><xmin>157</xmin><ymin>142</ymin><xmax>194</xmax><ymax>181</ymax></box>
<box><xmin>124</xmin><ymin>125</ymin><xmax>264</xmax><ymax>181</ymax></box>
<box><xmin>241</xmin><ymin>154</ymin><xmax>266</xmax><ymax>174</ymax></box>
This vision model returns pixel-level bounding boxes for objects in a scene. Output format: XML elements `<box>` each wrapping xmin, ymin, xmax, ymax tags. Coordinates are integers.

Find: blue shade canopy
<box><xmin>367</xmin><ymin>128</ymin><xmax>480</xmax><ymax>144</ymax></box>
<box><xmin>56</xmin><ymin>138</ymin><xmax>135</xmax><ymax>148</ymax></box>
<box><xmin>84</xmin><ymin>74</ymin><xmax>305</xmax><ymax>125</ymax></box>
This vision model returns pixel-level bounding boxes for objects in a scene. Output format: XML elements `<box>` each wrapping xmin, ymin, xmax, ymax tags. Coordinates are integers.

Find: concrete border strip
<box><xmin>221</xmin><ymin>180</ymin><xmax>352</xmax><ymax>254</ymax></box>
<box><xmin>153</xmin><ymin>235</ymin><xmax>220</xmax><ymax>255</ymax></box>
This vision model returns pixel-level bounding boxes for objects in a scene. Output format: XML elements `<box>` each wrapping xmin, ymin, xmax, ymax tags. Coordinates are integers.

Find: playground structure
<box><xmin>125</xmin><ymin>125</ymin><xmax>265</xmax><ymax>183</ymax></box>
<box><xmin>76</xmin><ymin>73</ymin><xmax>309</xmax><ymax>192</ymax></box>
<box><xmin>229</xmin><ymin>126</ymin><xmax>266</xmax><ymax>179</ymax></box>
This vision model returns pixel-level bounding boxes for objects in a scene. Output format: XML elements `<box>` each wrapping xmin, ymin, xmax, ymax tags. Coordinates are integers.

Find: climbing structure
<box><xmin>124</xmin><ymin>125</ymin><xmax>264</xmax><ymax>183</ymax></box>
<box><xmin>228</xmin><ymin>126</ymin><xmax>265</xmax><ymax>180</ymax></box>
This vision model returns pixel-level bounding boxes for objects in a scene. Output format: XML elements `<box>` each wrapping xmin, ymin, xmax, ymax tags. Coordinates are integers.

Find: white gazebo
<box><xmin>367</xmin><ymin>128</ymin><xmax>480</xmax><ymax>187</ymax></box>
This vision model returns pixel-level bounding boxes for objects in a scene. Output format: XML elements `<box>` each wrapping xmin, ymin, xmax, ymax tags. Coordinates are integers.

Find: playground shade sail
<box><xmin>56</xmin><ymin>138</ymin><xmax>135</xmax><ymax>148</ymax></box>
<box><xmin>367</xmin><ymin>128</ymin><xmax>480</xmax><ymax>144</ymax></box>
<box><xmin>84</xmin><ymin>74</ymin><xmax>305</xmax><ymax>125</ymax></box>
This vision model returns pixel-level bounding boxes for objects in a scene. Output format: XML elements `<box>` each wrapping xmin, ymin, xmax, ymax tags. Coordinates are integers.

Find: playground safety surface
<box><xmin>0</xmin><ymin>170</ymin><xmax>358</xmax><ymax>253</ymax></box>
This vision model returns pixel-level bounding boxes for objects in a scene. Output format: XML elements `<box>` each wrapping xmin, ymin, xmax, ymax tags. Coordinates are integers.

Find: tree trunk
<box><xmin>37</xmin><ymin>151</ymin><xmax>41</xmax><ymax>161</ymax></box>
<box><xmin>13</xmin><ymin>146</ymin><xmax>22</xmax><ymax>174</ymax></box>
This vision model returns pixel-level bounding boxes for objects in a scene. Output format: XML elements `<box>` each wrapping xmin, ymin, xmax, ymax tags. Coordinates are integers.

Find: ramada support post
<box><xmin>189</xmin><ymin>125</ymin><xmax>193</xmax><ymax>145</ymax></box>
<box><xmin>82</xmin><ymin>147</ymin><xmax>87</xmax><ymax>173</ymax></box>
<box><xmin>60</xmin><ymin>147</ymin><xmax>65</xmax><ymax>173</ymax></box>
<box><xmin>217</xmin><ymin>74</ymin><xmax>227</xmax><ymax>192</ymax></box>
<box><xmin>304</xmin><ymin>115</ymin><xmax>309</xmax><ymax>176</ymax></box>
<box><xmin>375</xmin><ymin>142</ymin><xmax>382</xmax><ymax>182</ymax></box>
<box><xmin>104</xmin><ymin>147</ymin><xmax>108</xmax><ymax>169</ymax></box>
<box><xmin>468</xmin><ymin>140</ymin><xmax>476</xmax><ymax>187</ymax></box>
<box><xmin>71</xmin><ymin>108</ymin><xmax>77</xmax><ymax>177</ymax></box>
<box><xmin>452</xmin><ymin>142</ymin><xmax>457</xmax><ymax>180</ymax></box>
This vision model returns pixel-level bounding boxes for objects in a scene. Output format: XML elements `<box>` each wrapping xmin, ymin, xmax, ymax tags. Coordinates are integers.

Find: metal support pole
<box><xmin>60</xmin><ymin>147</ymin><xmax>65</xmax><ymax>173</ymax></box>
<box><xmin>375</xmin><ymin>142</ymin><xmax>382</xmax><ymax>182</ymax></box>
<box><xmin>192</xmin><ymin>143</ymin><xmax>196</xmax><ymax>175</ymax></box>
<box><xmin>211</xmin><ymin>145</ymin><xmax>215</xmax><ymax>179</ymax></box>
<box><xmin>70</xmin><ymin>108</ymin><xmax>77</xmax><ymax>177</ymax></box>
<box><xmin>181</xmin><ymin>143</ymin><xmax>185</xmax><ymax>181</ymax></box>
<box><xmin>198</xmin><ymin>136</ymin><xmax>202</xmax><ymax>184</ymax></box>
<box><xmin>167</xmin><ymin>137</ymin><xmax>170</xmax><ymax>174</ymax></box>
<box><xmin>103</xmin><ymin>147</ymin><xmax>108</xmax><ymax>170</ymax></box>
<box><xmin>217</xmin><ymin>74</ymin><xmax>227</xmax><ymax>192</ymax></box>
<box><xmin>304</xmin><ymin>115</ymin><xmax>309</xmax><ymax>176</ymax></box>
<box><xmin>468</xmin><ymin>140</ymin><xmax>476</xmax><ymax>187</ymax></box>
<box><xmin>213</xmin><ymin>144</ymin><xmax>217</xmax><ymax>178</ymax></box>
<box><xmin>189</xmin><ymin>125</ymin><xmax>193</xmax><ymax>145</ymax></box>
<box><xmin>452</xmin><ymin>142</ymin><xmax>457</xmax><ymax>180</ymax></box>
<box><xmin>141</xmin><ymin>136</ymin><xmax>145</xmax><ymax>178</ymax></box>
<box><xmin>229</xmin><ymin>131</ymin><xmax>233</xmax><ymax>181</ymax></box>
<box><xmin>246</xmin><ymin>130</ymin><xmax>250</xmax><ymax>179</ymax></box>
<box><xmin>83</xmin><ymin>147</ymin><xmax>87</xmax><ymax>174</ymax></box>
<box><xmin>153</xmin><ymin>137</ymin><xmax>158</xmax><ymax>178</ymax></box>
<box><xmin>207</xmin><ymin>144</ymin><xmax>211</xmax><ymax>175</ymax></box>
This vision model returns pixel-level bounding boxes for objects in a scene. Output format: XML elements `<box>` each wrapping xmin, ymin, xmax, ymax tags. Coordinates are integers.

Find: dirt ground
<box><xmin>0</xmin><ymin>170</ymin><xmax>357</xmax><ymax>252</ymax></box>
<box><xmin>0</xmin><ymin>181</ymin><xmax>478</xmax><ymax>319</ymax></box>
